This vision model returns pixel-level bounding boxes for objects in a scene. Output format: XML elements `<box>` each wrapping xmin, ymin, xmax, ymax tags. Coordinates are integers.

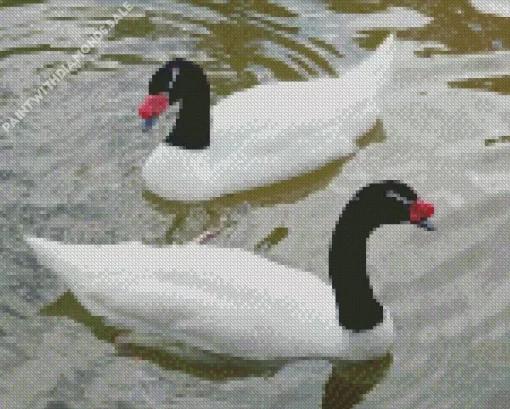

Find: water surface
<box><xmin>1</xmin><ymin>1</ymin><xmax>509</xmax><ymax>408</ymax></box>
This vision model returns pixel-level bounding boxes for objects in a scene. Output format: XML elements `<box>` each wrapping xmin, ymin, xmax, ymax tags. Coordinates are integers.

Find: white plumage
<box><xmin>142</xmin><ymin>35</ymin><xmax>397</xmax><ymax>201</ymax></box>
<box><xmin>25</xmin><ymin>238</ymin><xmax>393</xmax><ymax>361</ymax></box>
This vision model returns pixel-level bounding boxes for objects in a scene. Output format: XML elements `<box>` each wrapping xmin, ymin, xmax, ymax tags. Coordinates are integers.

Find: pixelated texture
<box><xmin>138</xmin><ymin>36</ymin><xmax>395</xmax><ymax>201</ymax></box>
<box><xmin>1</xmin><ymin>1</ymin><xmax>510</xmax><ymax>409</ymax></box>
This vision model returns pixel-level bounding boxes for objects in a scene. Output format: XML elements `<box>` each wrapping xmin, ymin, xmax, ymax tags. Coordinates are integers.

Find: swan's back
<box><xmin>26</xmin><ymin>237</ymin><xmax>343</xmax><ymax>359</ymax></box>
<box><xmin>211</xmin><ymin>34</ymin><xmax>396</xmax><ymax>153</ymax></box>
<box><xmin>26</xmin><ymin>238</ymin><xmax>326</xmax><ymax>298</ymax></box>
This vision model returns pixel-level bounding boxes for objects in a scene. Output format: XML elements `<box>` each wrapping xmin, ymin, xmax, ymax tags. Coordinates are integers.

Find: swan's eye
<box><xmin>386</xmin><ymin>190</ymin><xmax>412</xmax><ymax>206</ymax></box>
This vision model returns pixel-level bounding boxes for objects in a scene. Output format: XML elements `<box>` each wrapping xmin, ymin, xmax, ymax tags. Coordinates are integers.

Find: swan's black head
<box><xmin>345</xmin><ymin>180</ymin><xmax>435</xmax><ymax>232</ymax></box>
<box><xmin>149</xmin><ymin>58</ymin><xmax>207</xmax><ymax>101</ymax></box>
<box><xmin>139</xmin><ymin>58</ymin><xmax>211</xmax><ymax>149</ymax></box>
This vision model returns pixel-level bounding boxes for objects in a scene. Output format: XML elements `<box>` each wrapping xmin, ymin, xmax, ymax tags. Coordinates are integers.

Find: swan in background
<box><xmin>138</xmin><ymin>35</ymin><xmax>397</xmax><ymax>202</ymax></box>
<box><xmin>26</xmin><ymin>180</ymin><xmax>434</xmax><ymax>362</ymax></box>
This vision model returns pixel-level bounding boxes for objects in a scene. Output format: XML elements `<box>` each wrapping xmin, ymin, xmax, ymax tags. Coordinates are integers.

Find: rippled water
<box><xmin>1</xmin><ymin>1</ymin><xmax>510</xmax><ymax>408</ymax></box>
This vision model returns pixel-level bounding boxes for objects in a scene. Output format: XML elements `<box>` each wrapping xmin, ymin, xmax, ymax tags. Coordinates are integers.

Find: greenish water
<box><xmin>1</xmin><ymin>1</ymin><xmax>510</xmax><ymax>408</ymax></box>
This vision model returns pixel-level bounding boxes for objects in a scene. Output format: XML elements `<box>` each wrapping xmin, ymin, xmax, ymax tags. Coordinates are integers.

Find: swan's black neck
<box><xmin>165</xmin><ymin>90</ymin><xmax>210</xmax><ymax>150</ymax></box>
<box><xmin>329</xmin><ymin>206</ymin><xmax>384</xmax><ymax>332</ymax></box>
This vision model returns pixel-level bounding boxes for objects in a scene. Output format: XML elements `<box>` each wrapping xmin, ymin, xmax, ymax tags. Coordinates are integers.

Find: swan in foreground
<box><xmin>138</xmin><ymin>35</ymin><xmax>397</xmax><ymax>202</ymax></box>
<box><xmin>25</xmin><ymin>180</ymin><xmax>434</xmax><ymax>362</ymax></box>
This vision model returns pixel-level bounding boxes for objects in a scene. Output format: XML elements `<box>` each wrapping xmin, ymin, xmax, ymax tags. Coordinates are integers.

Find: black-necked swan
<box><xmin>25</xmin><ymin>180</ymin><xmax>434</xmax><ymax>362</ymax></box>
<box><xmin>138</xmin><ymin>35</ymin><xmax>397</xmax><ymax>202</ymax></box>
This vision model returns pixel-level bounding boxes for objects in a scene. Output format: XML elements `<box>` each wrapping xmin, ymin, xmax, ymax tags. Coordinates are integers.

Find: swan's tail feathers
<box><xmin>343</xmin><ymin>33</ymin><xmax>396</xmax><ymax>89</ymax></box>
<box><xmin>367</xmin><ymin>33</ymin><xmax>396</xmax><ymax>71</ymax></box>
<box><xmin>377</xmin><ymin>33</ymin><xmax>395</xmax><ymax>54</ymax></box>
<box><xmin>25</xmin><ymin>235</ymin><xmax>52</xmax><ymax>257</ymax></box>
<box><xmin>25</xmin><ymin>236</ymin><xmax>66</xmax><ymax>273</ymax></box>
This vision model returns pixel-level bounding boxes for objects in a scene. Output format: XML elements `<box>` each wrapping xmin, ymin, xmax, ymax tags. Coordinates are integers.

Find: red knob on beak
<box><xmin>138</xmin><ymin>94</ymin><xmax>169</xmax><ymax>119</ymax></box>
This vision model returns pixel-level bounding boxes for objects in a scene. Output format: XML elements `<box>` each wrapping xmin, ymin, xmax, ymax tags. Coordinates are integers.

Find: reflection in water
<box><xmin>324</xmin><ymin>0</ymin><xmax>387</xmax><ymax>14</ymax></box>
<box><xmin>449</xmin><ymin>75</ymin><xmax>510</xmax><ymax>95</ymax></box>
<box><xmin>40</xmin><ymin>290</ymin><xmax>126</xmax><ymax>345</ymax></box>
<box><xmin>255</xmin><ymin>226</ymin><xmax>289</xmax><ymax>251</ymax></box>
<box><xmin>39</xmin><ymin>291</ymin><xmax>285</xmax><ymax>380</ymax></box>
<box><xmin>322</xmin><ymin>354</ymin><xmax>393</xmax><ymax>409</ymax></box>
<box><xmin>141</xmin><ymin>155</ymin><xmax>349</xmax><ymax>243</ymax></box>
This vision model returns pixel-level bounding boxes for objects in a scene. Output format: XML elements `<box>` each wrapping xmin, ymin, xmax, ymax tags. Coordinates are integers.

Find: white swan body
<box><xmin>26</xmin><ymin>181</ymin><xmax>436</xmax><ymax>362</ymax></box>
<box><xmin>141</xmin><ymin>35</ymin><xmax>397</xmax><ymax>202</ymax></box>
<box><xmin>25</xmin><ymin>238</ymin><xmax>392</xmax><ymax>361</ymax></box>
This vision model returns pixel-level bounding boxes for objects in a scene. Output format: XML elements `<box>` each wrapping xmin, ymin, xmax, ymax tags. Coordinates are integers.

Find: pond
<box><xmin>0</xmin><ymin>0</ymin><xmax>509</xmax><ymax>408</ymax></box>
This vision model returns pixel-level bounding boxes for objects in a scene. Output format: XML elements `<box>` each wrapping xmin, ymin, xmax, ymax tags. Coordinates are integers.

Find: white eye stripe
<box><xmin>168</xmin><ymin>67</ymin><xmax>180</xmax><ymax>89</ymax></box>
<box><xmin>386</xmin><ymin>190</ymin><xmax>412</xmax><ymax>205</ymax></box>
